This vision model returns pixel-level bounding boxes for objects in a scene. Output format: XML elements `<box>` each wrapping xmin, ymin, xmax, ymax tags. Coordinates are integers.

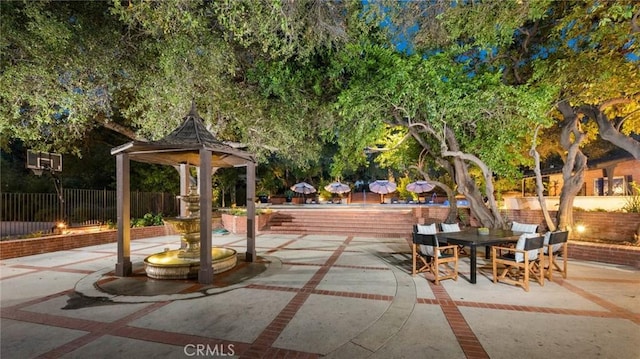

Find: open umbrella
<box><xmin>290</xmin><ymin>182</ymin><xmax>316</xmax><ymax>203</ymax></box>
<box><xmin>369</xmin><ymin>180</ymin><xmax>397</xmax><ymax>203</ymax></box>
<box><xmin>406</xmin><ymin>180</ymin><xmax>436</xmax><ymax>204</ymax></box>
<box><xmin>291</xmin><ymin>182</ymin><xmax>316</xmax><ymax>194</ymax></box>
<box><xmin>324</xmin><ymin>181</ymin><xmax>351</xmax><ymax>194</ymax></box>
<box><xmin>406</xmin><ymin>181</ymin><xmax>435</xmax><ymax>194</ymax></box>
<box><xmin>324</xmin><ymin>181</ymin><xmax>350</xmax><ymax>203</ymax></box>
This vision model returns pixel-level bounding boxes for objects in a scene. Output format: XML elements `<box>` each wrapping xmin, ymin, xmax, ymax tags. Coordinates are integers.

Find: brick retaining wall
<box><xmin>0</xmin><ymin>225</ymin><xmax>177</xmax><ymax>260</ymax></box>
<box><xmin>413</xmin><ymin>207</ymin><xmax>639</xmax><ymax>268</ymax></box>
<box><xmin>2</xmin><ymin>210</ymin><xmax>638</xmax><ymax>269</ymax></box>
<box><xmin>568</xmin><ymin>241</ymin><xmax>640</xmax><ymax>269</ymax></box>
<box><xmin>414</xmin><ymin>207</ymin><xmax>639</xmax><ymax>243</ymax></box>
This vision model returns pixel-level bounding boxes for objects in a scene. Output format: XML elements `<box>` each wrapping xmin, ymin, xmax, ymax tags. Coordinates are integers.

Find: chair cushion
<box><xmin>417</xmin><ymin>223</ymin><xmax>437</xmax><ymax>234</ymax></box>
<box><xmin>416</xmin><ymin>224</ymin><xmax>437</xmax><ymax>256</ymax></box>
<box><xmin>543</xmin><ymin>231</ymin><xmax>564</xmax><ymax>254</ymax></box>
<box><xmin>515</xmin><ymin>233</ymin><xmax>541</xmax><ymax>262</ymax></box>
<box><xmin>441</xmin><ymin>223</ymin><xmax>461</xmax><ymax>233</ymax></box>
<box><xmin>511</xmin><ymin>221</ymin><xmax>538</xmax><ymax>233</ymax></box>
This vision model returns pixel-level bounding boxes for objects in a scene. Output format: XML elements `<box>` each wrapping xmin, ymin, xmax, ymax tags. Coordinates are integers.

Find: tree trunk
<box><xmin>443</xmin><ymin>128</ymin><xmax>503</xmax><ymax>228</ymax></box>
<box><xmin>412</xmin><ymin>165</ymin><xmax>458</xmax><ymax>223</ymax></box>
<box><xmin>579</xmin><ymin>103</ymin><xmax>640</xmax><ymax>160</ymax></box>
<box><xmin>530</xmin><ymin>126</ymin><xmax>556</xmax><ymax>231</ymax></box>
<box><xmin>556</xmin><ymin>102</ymin><xmax>589</xmax><ymax>231</ymax></box>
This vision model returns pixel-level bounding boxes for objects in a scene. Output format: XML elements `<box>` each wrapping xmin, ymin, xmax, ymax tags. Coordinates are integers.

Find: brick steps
<box><xmin>265</xmin><ymin>209</ymin><xmax>415</xmax><ymax>237</ymax></box>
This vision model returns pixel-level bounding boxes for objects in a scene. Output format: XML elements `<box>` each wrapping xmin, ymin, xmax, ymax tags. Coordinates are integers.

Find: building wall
<box><xmin>582</xmin><ymin>159</ymin><xmax>639</xmax><ymax>196</ymax></box>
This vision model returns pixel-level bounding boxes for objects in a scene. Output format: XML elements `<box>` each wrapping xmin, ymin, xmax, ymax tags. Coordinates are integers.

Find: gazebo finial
<box><xmin>189</xmin><ymin>100</ymin><xmax>198</xmax><ymax>116</ymax></box>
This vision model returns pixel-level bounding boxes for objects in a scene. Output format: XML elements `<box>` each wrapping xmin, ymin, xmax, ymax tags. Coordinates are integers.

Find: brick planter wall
<box><xmin>221</xmin><ymin>213</ymin><xmax>273</xmax><ymax>234</ymax></box>
<box><xmin>568</xmin><ymin>241</ymin><xmax>640</xmax><ymax>269</ymax></box>
<box><xmin>0</xmin><ymin>225</ymin><xmax>176</xmax><ymax>260</ymax></box>
<box><xmin>413</xmin><ymin>207</ymin><xmax>639</xmax><ymax>268</ymax></box>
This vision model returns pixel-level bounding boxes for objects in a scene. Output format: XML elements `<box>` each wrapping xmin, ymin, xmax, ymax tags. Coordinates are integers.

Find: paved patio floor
<box><xmin>1</xmin><ymin>233</ymin><xmax>639</xmax><ymax>358</ymax></box>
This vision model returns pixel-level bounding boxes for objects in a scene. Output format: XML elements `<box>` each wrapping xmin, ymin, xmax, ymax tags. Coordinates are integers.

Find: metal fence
<box><xmin>1</xmin><ymin>189</ymin><xmax>179</xmax><ymax>238</ymax></box>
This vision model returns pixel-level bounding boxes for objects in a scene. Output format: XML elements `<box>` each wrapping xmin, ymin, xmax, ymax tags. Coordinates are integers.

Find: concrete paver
<box><xmin>1</xmin><ymin>233</ymin><xmax>639</xmax><ymax>359</ymax></box>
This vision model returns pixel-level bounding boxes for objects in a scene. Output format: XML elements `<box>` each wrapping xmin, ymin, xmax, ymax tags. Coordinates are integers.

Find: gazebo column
<box><xmin>246</xmin><ymin>162</ymin><xmax>256</xmax><ymax>262</ymax></box>
<box><xmin>115</xmin><ymin>153</ymin><xmax>132</xmax><ymax>276</ymax></box>
<box><xmin>179</xmin><ymin>164</ymin><xmax>189</xmax><ymax>249</ymax></box>
<box><xmin>198</xmin><ymin>149</ymin><xmax>213</xmax><ymax>284</ymax></box>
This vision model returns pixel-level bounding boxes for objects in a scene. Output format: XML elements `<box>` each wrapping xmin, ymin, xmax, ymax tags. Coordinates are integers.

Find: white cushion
<box><xmin>515</xmin><ymin>233</ymin><xmax>541</xmax><ymax>262</ymax></box>
<box><xmin>511</xmin><ymin>221</ymin><xmax>538</xmax><ymax>233</ymax></box>
<box><xmin>543</xmin><ymin>231</ymin><xmax>563</xmax><ymax>254</ymax></box>
<box><xmin>441</xmin><ymin>223</ymin><xmax>461</xmax><ymax>233</ymax></box>
<box><xmin>417</xmin><ymin>224</ymin><xmax>437</xmax><ymax>256</ymax></box>
<box><xmin>417</xmin><ymin>223</ymin><xmax>437</xmax><ymax>234</ymax></box>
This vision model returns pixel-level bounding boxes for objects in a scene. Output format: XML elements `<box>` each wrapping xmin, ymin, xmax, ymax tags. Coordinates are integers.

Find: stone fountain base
<box><xmin>143</xmin><ymin>247</ymin><xmax>237</xmax><ymax>280</ymax></box>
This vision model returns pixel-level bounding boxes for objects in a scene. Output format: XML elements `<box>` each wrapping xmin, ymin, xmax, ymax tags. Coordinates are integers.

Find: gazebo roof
<box><xmin>111</xmin><ymin>103</ymin><xmax>255</xmax><ymax>167</ymax></box>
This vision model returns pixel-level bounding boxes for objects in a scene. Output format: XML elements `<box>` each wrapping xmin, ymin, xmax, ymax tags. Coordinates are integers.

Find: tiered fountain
<box><xmin>143</xmin><ymin>186</ymin><xmax>237</xmax><ymax>279</ymax></box>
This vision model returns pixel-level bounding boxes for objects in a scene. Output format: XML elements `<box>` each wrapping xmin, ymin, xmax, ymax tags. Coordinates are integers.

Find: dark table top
<box><xmin>438</xmin><ymin>228</ymin><xmax>522</xmax><ymax>246</ymax></box>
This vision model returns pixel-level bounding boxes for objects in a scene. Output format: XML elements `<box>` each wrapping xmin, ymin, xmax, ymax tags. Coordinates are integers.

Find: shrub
<box><xmin>130</xmin><ymin>212</ymin><xmax>164</xmax><ymax>227</ymax></box>
<box><xmin>622</xmin><ymin>182</ymin><xmax>640</xmax><ymax>213</ymax></box>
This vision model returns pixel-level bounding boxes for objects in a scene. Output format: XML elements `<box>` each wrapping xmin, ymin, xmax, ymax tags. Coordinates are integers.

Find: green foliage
<box><xmin>222</xmin><ymin>208</ymin><xmax>270</xmax><ymax>216</ymax></box>
<box><xmin>397</xmin><ymin>175</ymin><xmax>416</xmax><ymax>202</ymax></box>
<box><xmin>131</xmin><ymin>212</ymin><xmax>164</xmax><ymax>227</ymax></box>
<box><xmin>622</xmin><ymin>182</ymin><xmax>640</xmax><ymax>213</ymax></box>
<box><xmin>1</xmin><ymin>0</ymin><xmax>637</xmax><ymax>210</ymax></box>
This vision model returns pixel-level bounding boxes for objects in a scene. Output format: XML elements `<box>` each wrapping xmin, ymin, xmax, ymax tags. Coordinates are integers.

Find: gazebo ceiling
<box><xmin>111</xmin><ymin>103</ymin><xmax>255</xmax><ymax>167</ymax></box>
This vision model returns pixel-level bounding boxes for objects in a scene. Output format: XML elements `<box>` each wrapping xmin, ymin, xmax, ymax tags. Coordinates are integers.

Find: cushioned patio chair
<box><xmin>544</xmin><ymin>230</ymin><xmax>569</xmax><ymax>280</ymax></box>
<box><xmin>440</xmin><ymin>222</ymin><xmax>467</xmax><ymax>255</ymax></box>
<box><xmin>492</xmin><ymin>233</ymin><xmax>545</xmax><ymax>292</ymax></box>
<box><xmin>412</xmin><ymin>224</ymin><xmax>458</xmax><ymax>285</ymax></box>
<box><xmin>511</xmin><ymin>221</ymin><xmax>539</xmax><ymax>233</ymax></box>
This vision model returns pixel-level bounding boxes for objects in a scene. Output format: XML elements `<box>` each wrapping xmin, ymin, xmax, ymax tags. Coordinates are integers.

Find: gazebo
<box><xmin>110</xmin><ymin>103</ymin><xmax>257</xmax><ymax>284</ymax></box>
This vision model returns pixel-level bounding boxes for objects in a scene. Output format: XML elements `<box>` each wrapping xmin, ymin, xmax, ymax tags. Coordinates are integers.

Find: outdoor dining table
<box><xmin>438</xmin><ymin>228</ymin><xmax>522</xmax><ymax>284</ymax></box>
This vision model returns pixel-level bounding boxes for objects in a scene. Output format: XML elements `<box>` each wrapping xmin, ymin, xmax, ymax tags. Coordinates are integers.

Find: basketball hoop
<box><xmin>26</xmin><ymin>150</ymin><xmax>62</xmax><ymax>175</ymax></box>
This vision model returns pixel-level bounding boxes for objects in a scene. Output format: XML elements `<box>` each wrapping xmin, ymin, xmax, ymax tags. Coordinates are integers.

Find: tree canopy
<box><xmin>1</xmin><ymin>0</ymin><xmax>638</xmax><ymax>226</ymax></box>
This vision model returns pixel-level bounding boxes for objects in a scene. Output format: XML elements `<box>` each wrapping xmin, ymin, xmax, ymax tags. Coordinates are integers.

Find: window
<box><xmin>594</xmin><ymin>176</ymin><xmax>626</xmax><ymax>196</ymax></box>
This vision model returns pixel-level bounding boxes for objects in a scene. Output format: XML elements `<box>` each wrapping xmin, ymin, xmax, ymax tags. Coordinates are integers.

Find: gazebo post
<box><xmin>198</xmin><ymin>149</ymin><xmax>214</xmax><ymax>284</ymax></box>
<box><xmin>115</xmin><ymin>153</ymin><xmax>132</xmax><ymax>276</ymax></box>
<box><xmin>179</xmin><ymin>164</ymin><xmax>189</xmax><ymax>217</ymax></box>
<box><xmin>179</xmin><ymin>163</ymin><xmax>189</xmax><ymax>249</ymax></box>
<box><xmin>246</xmin><ymin>162</ymin><xmax>256</xmax><ymax>262</ymax></box>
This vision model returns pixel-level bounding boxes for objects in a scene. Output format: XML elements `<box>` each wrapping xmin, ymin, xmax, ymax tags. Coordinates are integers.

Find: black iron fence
<box><xmin>1</xmin><ymin>189</ymin><xmax>179</xmax><ymax>238</ymax></box>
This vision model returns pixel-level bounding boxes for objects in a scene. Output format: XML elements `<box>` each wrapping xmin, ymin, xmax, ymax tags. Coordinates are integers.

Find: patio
<box><xmin>1</xmin><ymin>232</ymin><xmax>638</xmax><ymax>358</ymax></box>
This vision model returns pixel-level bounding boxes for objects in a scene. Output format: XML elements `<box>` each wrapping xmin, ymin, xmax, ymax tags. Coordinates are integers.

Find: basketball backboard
<box><xmin>27</xmin><ymin>150</ymin><xmax>62</xmax><ymax>175</ymax></box>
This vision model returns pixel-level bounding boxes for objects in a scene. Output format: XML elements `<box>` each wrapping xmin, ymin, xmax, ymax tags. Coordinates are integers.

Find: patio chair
<box><xmin>492</xmin><ymin>233</ymin><xmax>545</xmax><ymax>292</ymax></box>
<box><xmin>543</xmin><ymin>230</ymin><xmax>569</xmax><ymax>280</ymax></box>
<box><xmin>511</xmin><ymin>221</ymin><xmax>539</xmax><ymax>233</ymax></box>
<box><xmin>440</xmin><ymin>222</ymin><xmax>467</xmax><ymax>255</ymax></box>
<box><xmin>412</xmin><ymin>225</ymin><xmax>458</xmax><ymax>285</ymax></box>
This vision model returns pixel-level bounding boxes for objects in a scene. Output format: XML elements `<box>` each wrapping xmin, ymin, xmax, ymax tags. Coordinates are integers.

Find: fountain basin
<box><xmin>144</xmin><ymin>247</ymin><xmax>237</xmax><ymax>279</ymax></box>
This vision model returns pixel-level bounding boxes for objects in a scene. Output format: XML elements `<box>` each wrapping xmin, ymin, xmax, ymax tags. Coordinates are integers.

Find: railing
<box><xmin>0</xmin><ymin>189</ymin><xmax>179</xmax><ymax>238</ymax></box>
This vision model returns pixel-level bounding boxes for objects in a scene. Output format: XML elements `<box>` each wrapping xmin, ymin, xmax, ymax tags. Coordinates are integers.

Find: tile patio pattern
<box><xmin>1</xmin><ymin>233</ymin><xmax>639</xmax><ymax>358</ymax></box>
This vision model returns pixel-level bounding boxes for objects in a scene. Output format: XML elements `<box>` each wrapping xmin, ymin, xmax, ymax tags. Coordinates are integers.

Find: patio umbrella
<box><xmin>369</xmin><ymin>180</ymin><xmax>397</xmax><ymax>203</ymax></box>
<box><xmin>406</xmin><ymin>181</ymin><xmax>435</xmax><ymax>194</ymax></box>
<box><xmin>324</xmin><ymin>181</ymin><xmax>351</xmax><ymax>194</ymax></box>
<box><xmin>324</xmin><ymin>181</ymin><xmax>350</xmax><ymax>203</ymax></box>
<box><xmin>291</xmin><ymin>182</ymin><xmax>316</xmax><ymax>202</ymax></box>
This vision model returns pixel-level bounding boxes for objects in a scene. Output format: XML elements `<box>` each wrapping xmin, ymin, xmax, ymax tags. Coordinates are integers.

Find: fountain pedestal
<box><xmin>143</xmin><ymin>186</ymin><xmax>237</xmax><ymax>279</ymax></box>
